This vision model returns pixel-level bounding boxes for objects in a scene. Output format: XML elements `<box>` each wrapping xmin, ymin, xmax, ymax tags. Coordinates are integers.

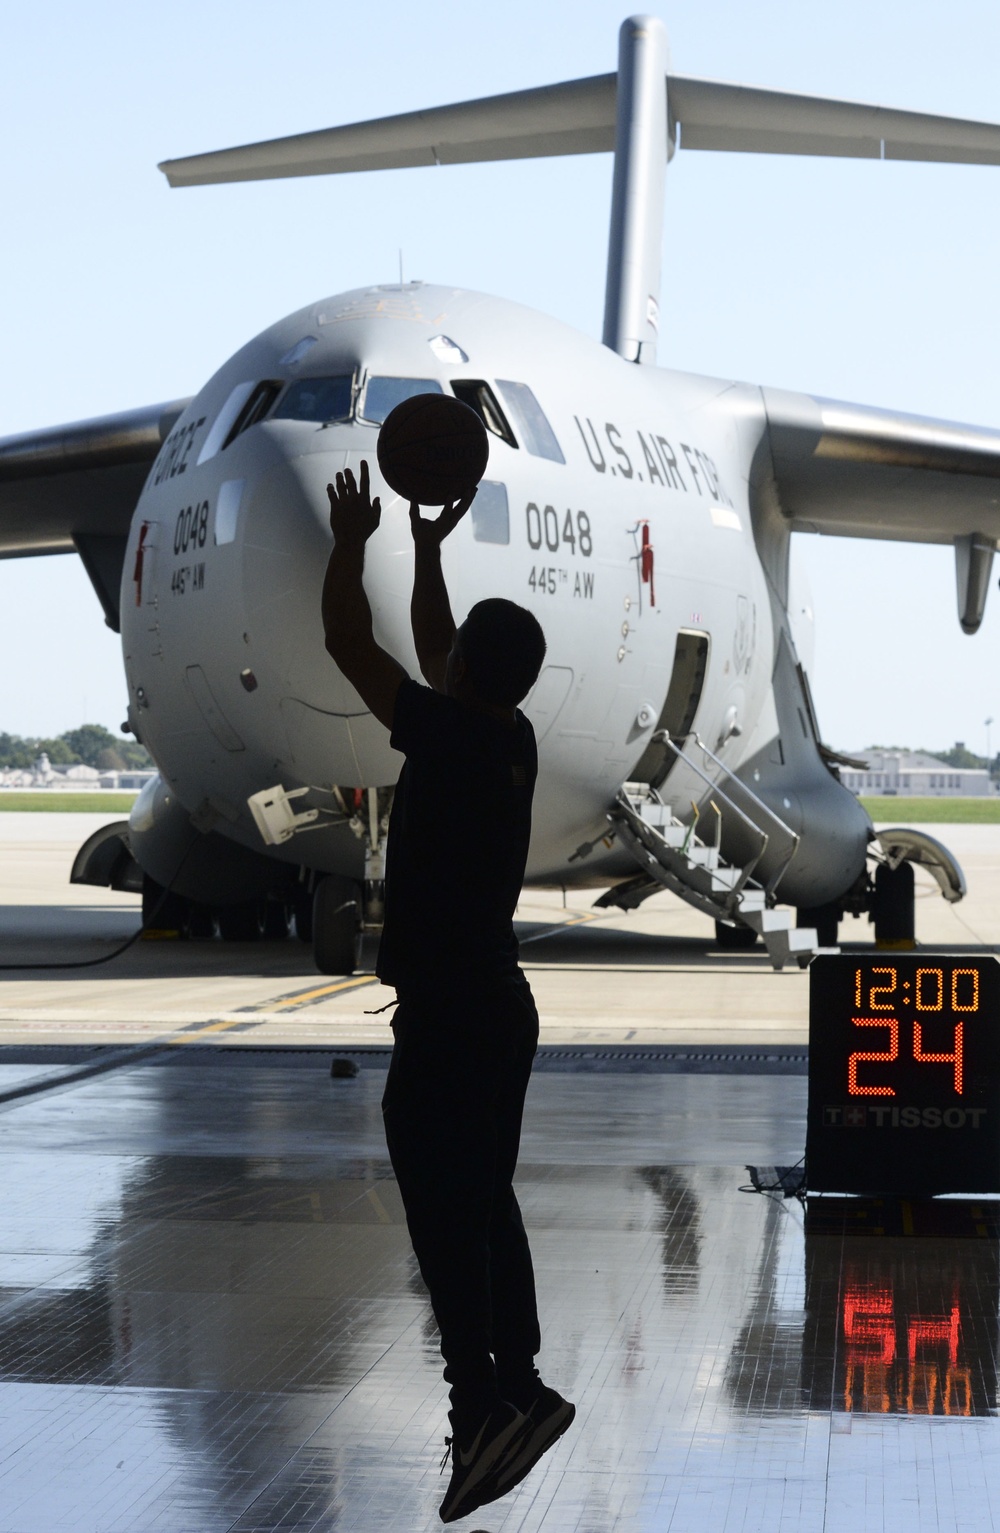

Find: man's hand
<box><xmin>327</xmin><ymin>460</ymin><xmax>381</xmax><ymax>546</ymax></box>
<box><xmin>408</xmin><ymin>491</ymin><xmax>473</xmax><ymax>691</ymax></box>
<box><xmin>322</xmin><ymin>458</ymin><xmax>406</xmax><ymax>731</ymax></box>
<box><xmin>409</xmin><ymin>490</ymin><xmax>476</xmax><ymax>550</ymax></box>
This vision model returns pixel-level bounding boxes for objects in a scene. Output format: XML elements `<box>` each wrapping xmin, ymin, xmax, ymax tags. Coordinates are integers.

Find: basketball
<box><xmin>376</xmin><ymin>393</ymin><xmax>489</xmax><ymax>506</ymax></box>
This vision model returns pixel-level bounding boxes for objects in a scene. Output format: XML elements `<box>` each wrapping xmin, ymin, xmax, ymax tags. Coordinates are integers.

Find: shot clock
<box><xmin>807</xmin><ymin>955</ymin><xmax>1000</xmax><ymax>1196</ymax></box>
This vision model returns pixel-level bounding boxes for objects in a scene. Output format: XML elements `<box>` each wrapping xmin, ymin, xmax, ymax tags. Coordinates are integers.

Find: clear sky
<box><xmin>3</xmin><ymin>0</ymin><xmax>1000</xmax><ymax>754</ymax></box>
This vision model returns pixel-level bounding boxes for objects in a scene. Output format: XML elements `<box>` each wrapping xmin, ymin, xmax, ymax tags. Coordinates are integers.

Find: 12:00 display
<box><xmin>855</xmin><ymin>966</ymin><xmax>979</xmax><ymax>1012</ymax></box>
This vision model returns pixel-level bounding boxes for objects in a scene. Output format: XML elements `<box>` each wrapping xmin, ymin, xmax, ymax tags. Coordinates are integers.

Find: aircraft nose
<box><xmin>239</xmin><ymin>441</ymin><xmax>410</xmax><ymax>786</ymax></box>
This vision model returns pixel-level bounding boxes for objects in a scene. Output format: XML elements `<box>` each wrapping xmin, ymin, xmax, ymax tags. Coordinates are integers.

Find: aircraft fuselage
<box><xmin>122</xmin><ymin>282</ymin><xmax>870</xmax><ymax>908</ymax></box>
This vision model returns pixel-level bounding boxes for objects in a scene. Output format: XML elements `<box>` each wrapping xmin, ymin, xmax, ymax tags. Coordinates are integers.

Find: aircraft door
<box><xmin>131</xmin><ymin>519</ymin><xmax>161</xmax><ymax>610</ymax></box>
<box><xmin>629</xmin><ymin>628</ymin><xmax>710</xmax><ymax>789</ymax></box>
<box><xmin>523</xmin><ymin>665</ymin><xmax>574</xmax><ymax>744</ymax></box>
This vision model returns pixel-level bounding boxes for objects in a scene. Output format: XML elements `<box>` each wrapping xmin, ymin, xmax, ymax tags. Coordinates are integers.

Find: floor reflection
<box><xmin>727</xmin><ymin>1193</ymin><xmax>1000</xmax><ymax>1419</ymax></box>
<box><xmin>5</xmin><ymin>1060</ymin><xmax>1000</xmax><ymax>1530</ymax></box>
<box><xmin>803</xmin><ymin>1199</ymin><xmax>1000</xmax><ymax>1418</ymax></box>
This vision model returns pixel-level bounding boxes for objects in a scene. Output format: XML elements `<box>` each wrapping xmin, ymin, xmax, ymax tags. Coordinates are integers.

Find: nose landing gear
<box><xmin>310</xmin><ymin>786</ymin><xmax>391</xmax><ymax>975</ymax></box>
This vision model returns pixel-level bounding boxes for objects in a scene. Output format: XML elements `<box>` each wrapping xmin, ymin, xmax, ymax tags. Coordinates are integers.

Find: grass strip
<box><xmin>860</xmin><ymin>796</ymin><xmax>1000</xmax><ymax>823</ymax></box>
<box><xmin>2</xmin><ymin>790</ymin><xmax>998</xmax><ymax>822</ymax></box>
<box><xmin>0</xmin><ymin>793</ymin><xmax>138</xmax><ymax>813</ymax></box>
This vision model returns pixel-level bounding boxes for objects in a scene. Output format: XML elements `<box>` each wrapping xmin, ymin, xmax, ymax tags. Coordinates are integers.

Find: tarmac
<box><xmin>0</xmin><ymin>813</ymin><xmax>996</xmax><ymax>1052</ymax></box>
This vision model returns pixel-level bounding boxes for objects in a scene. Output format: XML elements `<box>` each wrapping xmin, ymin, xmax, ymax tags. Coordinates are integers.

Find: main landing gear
<box><xmin>311</xmin><ymin>875</ymin><xmax>363</xmax><ymax>975</ymax></box>
<box><xmin>141</xmin><ymin>878</ymin><xmax>293</xmax><ymax>942</ymax></box>
<box><xmin>141</xmin><ymin>871</ymin><xmax>366</xmax><ymax>973</ymax></box>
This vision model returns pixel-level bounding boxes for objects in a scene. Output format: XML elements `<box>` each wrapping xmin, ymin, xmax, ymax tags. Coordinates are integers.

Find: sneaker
<box><xmin>490</xmin><ymin>1383</ymin><xmax>576</xmax><ymax>1496</ymax></box>
<box><xmin>438</xmin><ymin>1400</ymin><xmax>530</xmax><ymax>1524</ymax></box>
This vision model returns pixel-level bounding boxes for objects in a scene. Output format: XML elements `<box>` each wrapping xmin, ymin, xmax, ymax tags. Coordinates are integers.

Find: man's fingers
<box><xmin>408</xmin><ymin>501</ymin><xmax>426</xmax><ymax>536</ymax></box>
<box><xmin>342</xmin><ymin>467</ymin><xmax>357</xmax><ymax>494</ymax></box>
<box><xmin>359</xmin><ymin>459</ymin><xmax>370</xmax><ymax>497</ymax></box>
<box><xmin>439</xmin><ymin>493</ymin><xmax>473</xmax><ymax>534</ymax></box>
<box><xmin>442</xmin><ymin>491</ymin><xmax>475</xmax><ymax>529</ymax></box>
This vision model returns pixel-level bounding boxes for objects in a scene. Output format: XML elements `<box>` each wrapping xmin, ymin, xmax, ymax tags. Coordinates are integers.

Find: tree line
<box><xmin>865</xmin><ymin>742</ymin><xmax>998</xmax><ymax>775</ymax></box>
<box><xmin>0</xmin><ymin>725</ymin><xmax>152</xmax><ymax>773</ymax></box>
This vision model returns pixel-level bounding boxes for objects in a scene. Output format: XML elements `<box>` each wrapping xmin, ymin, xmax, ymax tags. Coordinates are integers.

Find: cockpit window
<box><xmin>361</xmin><ymin>376</ymin><xmax>442</xmax><ymax>424</ymax></box>
<box><xmin>450</xmin><ymin>380</ymin><xmax>517</xmax><ymax>448</ymax></box>
<box><xmin>222</xmin><ymin>380</ymin><xmax>283</xmax><ymax>450</ymax></box>
<box><xmin>470</xmin><ymin>482</ymin><xmax>510</xmax><ymax>544</ymax></box>
<box><xmin>495</xmin><ymin>380</ymin><xmax>565</xmax><ymax>463</ymax></box>
<box><xmin>271</xmin><ymin>375</ymin><xmax>353</xmax><ymax>423</ymax></box>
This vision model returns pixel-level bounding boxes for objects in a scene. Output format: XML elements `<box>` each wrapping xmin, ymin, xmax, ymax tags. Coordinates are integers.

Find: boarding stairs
<box><xmin>598</xmin><ymin>732</ymin><xmax>823</xmax><ymax>971</ymax></box>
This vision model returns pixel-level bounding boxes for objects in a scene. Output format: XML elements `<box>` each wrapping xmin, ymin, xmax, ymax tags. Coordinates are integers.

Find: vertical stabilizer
<box><xmin>602</xmin><ymin>15</ymin><xmax>671</xmax><ymax>365</ymax></box>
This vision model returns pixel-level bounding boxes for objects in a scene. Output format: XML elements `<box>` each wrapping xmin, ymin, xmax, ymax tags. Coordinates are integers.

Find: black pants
<box><xmin>380</xmin><ymin>974</ymin><xmax>541</xmax><ymax>1426</ymax></box>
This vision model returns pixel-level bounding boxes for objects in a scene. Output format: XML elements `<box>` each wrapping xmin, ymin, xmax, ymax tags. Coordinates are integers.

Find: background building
<box><xmin>0</xmin><ymin>753</ymin><xmax>154</xmax><ymax>792</ymax></box>
<box><xmin>841</xmin><ymin>747</ymin><xmax>994</xmax><ymax>797</ymax></box>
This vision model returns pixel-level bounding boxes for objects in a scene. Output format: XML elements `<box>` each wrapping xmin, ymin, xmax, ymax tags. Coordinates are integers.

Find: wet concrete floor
<box><xmin>1</xmin><ymin>1047</ymin><xmax>999</xmax><ymax>1531</ymax></box>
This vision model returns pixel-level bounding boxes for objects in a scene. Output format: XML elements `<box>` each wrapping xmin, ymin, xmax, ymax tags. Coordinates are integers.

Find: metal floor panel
<box><xmin>0</xmin><ymin>1055</ymin><xmax>998</xmax><ymax>1531</ymax></box>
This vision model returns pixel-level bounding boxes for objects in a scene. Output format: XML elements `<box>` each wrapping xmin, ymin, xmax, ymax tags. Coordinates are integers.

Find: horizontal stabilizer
<box><xmin>160</xmin><ymin>71</ymin><xmax>1000</xmax><ymax>187</ymax></box>
<box><xmin>160</xmin><ymin>76</ymin><xmax>618</xmax><ymax>186</ymax></box>
<box><xmin>670</xmin><ymin>76</ymin><xmax>1000</xmax><ymax>162</ymax></box>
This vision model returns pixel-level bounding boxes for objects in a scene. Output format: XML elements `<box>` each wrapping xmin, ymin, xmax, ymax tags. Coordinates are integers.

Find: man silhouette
<box><xmin>323</xmin><ymin>462</ymin><xmax>575</xmax><ymax>1523</ymax></box>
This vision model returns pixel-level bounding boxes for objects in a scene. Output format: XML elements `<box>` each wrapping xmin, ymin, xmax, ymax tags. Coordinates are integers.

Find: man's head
<box><xmin>447</xmin><ymin>599</ymin><xmax>546</xmax><ymax>710</ymax></box>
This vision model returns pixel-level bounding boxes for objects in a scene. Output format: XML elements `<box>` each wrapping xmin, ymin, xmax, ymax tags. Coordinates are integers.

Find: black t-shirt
<box><xmin>376</xmin><ymin>678</ymin><xmax>538</xmax><ymax>993</ymax></box>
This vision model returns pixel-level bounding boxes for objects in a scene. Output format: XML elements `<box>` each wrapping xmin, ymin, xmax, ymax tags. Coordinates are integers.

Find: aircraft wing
<box><xmin>763</xmin><ymin>388</ymin><xmax>1000</xmax><ymax>544</ymax></box>
<box><xmin>0</xmin><ymin>399</ymin><xmax>189</xmax><ymax>557</ymax></box>
<box><xmin>0</xmin><ymin>399</ymin><xmax>190</xmax><ymax>629</ymax></box>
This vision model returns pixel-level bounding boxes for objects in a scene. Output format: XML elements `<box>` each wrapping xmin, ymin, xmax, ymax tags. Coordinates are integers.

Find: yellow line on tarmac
<box><xmin>170</xmin><ymin>1017</ymin><xmax>247</xmax><ymax>1044</ymax></box>
<box><xmin>519</xmin><ymin>911</ymin><xmax>600</xmax><ymax>945</ymax></box>
<box><xmin>267</xmin><ymin>975</ymin><xmax>379</xmax><ymax>1010</ymax></box>
<box><xmin>164</xmin><ymin>975</ymin><xmax>380</xmax><ymax>1047</ymax></box>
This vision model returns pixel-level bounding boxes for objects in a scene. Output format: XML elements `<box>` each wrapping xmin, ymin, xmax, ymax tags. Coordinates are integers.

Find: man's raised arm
<box><xmin>409</xmin><ymin>494</ymin><xmax>474</xmax><ymax>693</ymax></box>
<box><xmin>322</xmin><ymin>461</ymin><xmax>407</xmax><ymax>730</ymax></box>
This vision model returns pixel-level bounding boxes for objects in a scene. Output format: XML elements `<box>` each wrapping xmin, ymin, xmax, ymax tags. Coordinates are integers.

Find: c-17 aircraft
<box><xmin>3</xmin><ymin>13</ymin><xmax>1000</xmax><ymax>973</ymax></box>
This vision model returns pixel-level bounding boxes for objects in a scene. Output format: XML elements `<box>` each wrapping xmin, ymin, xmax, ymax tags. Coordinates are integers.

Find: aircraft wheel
<box><xmin>186</xmin><ymin>904</ymin><xmax>217</xmax><ymax>941</ymax></box>
<box><xmin>313</xmin><ymin>877</ymin><xmax>362</xmax><ymax>975</ymax></box>
<box><xmin>796</xmin><ymin>904</ymin><xmax>839</xmax><ymax>947</ymax></box>
<box><xmin>261</xmin><ymin>900</ymin><xmax>291</xmax><ymax>941</ymax></box>
<box><xmin>714</xmin><ymin>920</ymin><xmax>759</xmax><ymax>950</ymax></box>
<box><xmin>218</xmin><ymin>901</ymin><xmax>264</xmax><ymax>941</ymax></box>
<box><xmin>872</xmin><ymin>861</ymin><xmax>915</xmax><ymax>946</ymax></box>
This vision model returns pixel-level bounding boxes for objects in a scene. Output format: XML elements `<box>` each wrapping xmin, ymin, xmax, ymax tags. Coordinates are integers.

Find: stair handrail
<box><xmin>626</xmin><ymin>735</ymin><xmax>770</xmax><ymax>899</ymax></box>
<box><xmin>669</xmin><ymin>730</ymin><xmax>801</xmax><ymax>898</ymax></box>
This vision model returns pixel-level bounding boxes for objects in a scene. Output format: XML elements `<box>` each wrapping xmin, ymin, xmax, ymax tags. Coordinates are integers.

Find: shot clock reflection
<box><xmin>802</xmin><ymin>1225</ymin><xmax>1000</xmax><ymax>1417</ymax></box>
<box><xmin>727</xmin><ymin>1198</ymin><xmax>1000</xmax><ymax>1420</ymax></box>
